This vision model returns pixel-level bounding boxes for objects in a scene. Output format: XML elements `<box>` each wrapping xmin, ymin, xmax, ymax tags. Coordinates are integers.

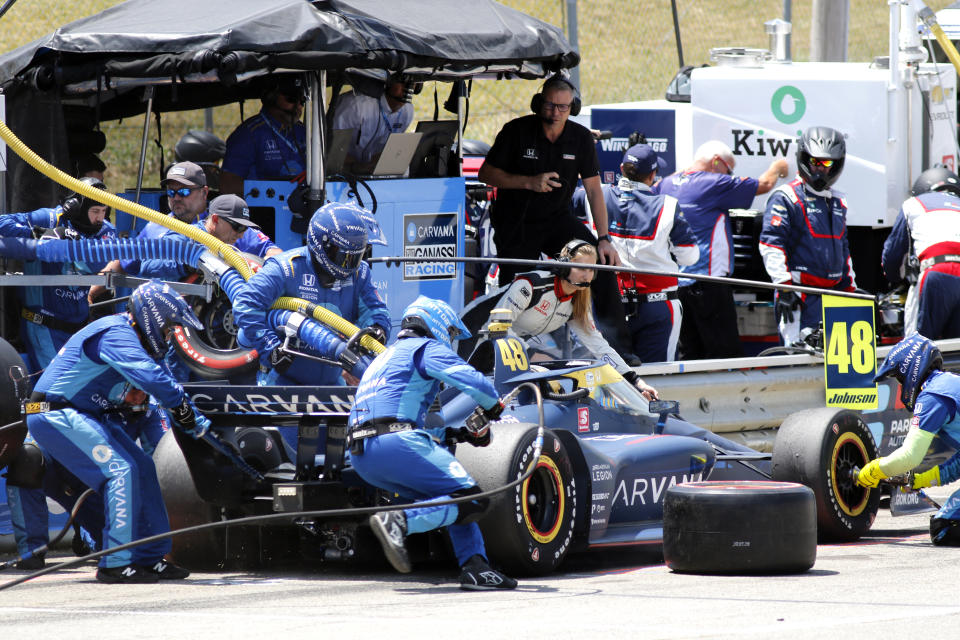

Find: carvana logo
<box><xmin>407</xmin><ymin>222</ymin><xmax>417</xmax><ymax>242</ymax></box>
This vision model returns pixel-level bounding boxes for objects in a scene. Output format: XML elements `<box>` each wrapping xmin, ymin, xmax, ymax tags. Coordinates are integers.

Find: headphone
<box><xmin>530</xmin><ymin>73</ymin><xmax>582</xmax><ymax>117</ymax></box>
<box><xmin>554</xmin><ymin>239</ymin><xmax>593</xmax><ymax>280</ymax></box>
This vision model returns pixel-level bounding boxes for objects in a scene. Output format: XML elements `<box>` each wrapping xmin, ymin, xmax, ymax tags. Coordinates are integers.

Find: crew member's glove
<box><xmin>461</xmin><ymin>401</ymin><xmax>505</xmax><ymax>448</ymax></box>
<box><xmin>269</xmin><ymin>345</ymin><xmax>294</xmax><ymax>374</ymax></box>
<box><xmin>31</xmin><ymin>226</ymin><xmax>52</xmax><ymax>239</ymax></box>
<box><xmin>856</xmin><ymin>459</ymin><xmax>888</xmax><ymax>488</ymax></box>
<box><xmin>624</xmin><ymin>371</ymin><xmax>659</xmax><ymax>401</ymax></box>
<box><xmin>912</xmin><ymin>466</ymin><xmax>941</xmax><ymax>490</ymax></box>
<box><xmin>170</xmin><ymin>398</ymin><xmax>210</xmax><ymax>439</ymax></box>
<box><xmin>367</xmin><ymin>325</ymin><xmax>387</xmax><ymax>346</ymax></box>
<box><xmin>775</xmin><ymin>290</ymin><xmax>803</xmax><ymax>324</ymax></box>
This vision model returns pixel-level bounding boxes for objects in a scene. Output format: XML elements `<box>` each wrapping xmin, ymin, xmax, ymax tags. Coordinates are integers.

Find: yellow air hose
<box><xmin>0</xmin><ymin>121</ymin><xmax>385</xmax><ymax>355</ymax></box>
<box><xmin>915</xmin><ymin>2</ymin><xmax>960</xmax><ymax>77</ymax></box>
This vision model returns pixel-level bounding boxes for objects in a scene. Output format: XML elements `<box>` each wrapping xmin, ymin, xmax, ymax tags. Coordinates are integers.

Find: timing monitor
<box><xmin>408</xmin><ymin>120</ymin><xmax>459</xmax><ymax>178</ymax></box>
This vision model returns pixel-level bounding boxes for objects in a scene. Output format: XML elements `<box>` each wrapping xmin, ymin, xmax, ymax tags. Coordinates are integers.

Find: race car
<box><xmin>140</xmin><ymin>323</ymin><xmax>895</xmax><ymax>577</ymax></box>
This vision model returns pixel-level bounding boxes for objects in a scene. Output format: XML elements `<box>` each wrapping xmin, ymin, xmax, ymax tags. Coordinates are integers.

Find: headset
<box><xmin>530</xmin><ymin>73</ymin><xmax>582</xmax><ymax>117</ymax></box>
<box><xmin>553</xmin><ymin>238</ymin><xmax>594</xmax><ymax>281</ymax></box>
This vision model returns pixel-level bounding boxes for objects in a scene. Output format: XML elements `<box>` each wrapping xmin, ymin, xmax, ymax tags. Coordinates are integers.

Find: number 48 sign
<box><xmin>822</xmin><ymin>295</ymin><xmax>878</xmax><ymax>409</ymax></box>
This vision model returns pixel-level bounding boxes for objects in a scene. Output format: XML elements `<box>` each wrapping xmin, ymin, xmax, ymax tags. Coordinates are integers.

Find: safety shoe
<box><xmin>141</xmin><ymin>559</ymin><xmax>190</xmax><ymax>580</ymax></box>
<box><xmin>369</xmin><ymin>510</ymin><xmax>411</xmax><ymax>573</ymax></box>
<box><xmin>96</xmin><ymin>565</ymin><xmax>160</xmax><ymax>584</ymax></box>
<box><xmin>14</xmin><ymin>555</ymin><xmax>44</xmax><ymax>571</ymax></box>
<box><xmin>459</xmin><ymin>555</ymin><xmax>518</xmax><ymax>591</ymax></box>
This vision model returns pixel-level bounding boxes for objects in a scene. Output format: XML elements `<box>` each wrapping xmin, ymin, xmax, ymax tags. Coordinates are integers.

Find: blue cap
<box><xmin>622</xmin><ymin>143</ymin><xmax>660</xmax><ymax>175</ymax></box>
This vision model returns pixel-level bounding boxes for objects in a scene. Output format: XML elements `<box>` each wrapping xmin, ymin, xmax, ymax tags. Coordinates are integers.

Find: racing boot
<box><xmin>14</xmin><ymin>554</ymin><xmax>44</xmax><ymax>571</ymax></box>
<box><xmin>141</xmin><ymin>559</ymin><xmax>190</xmax><ymax>580</ymax></box>
<box><xmin>459</xmin><ymin>554</ymin><xmax>518</xmax><ymax>591</ymax></box>
<box><xmin>369</xmin><ymin>509</ymin><xmax>411</xmax><ymax>573</ymax></box>
<box><xmin>96</xmin><ymin>564</ymin><xmax>161</xmax><ymax>584</ymax></box>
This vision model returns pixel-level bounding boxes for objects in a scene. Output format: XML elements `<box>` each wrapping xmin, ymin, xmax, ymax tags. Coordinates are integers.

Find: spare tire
<box><xmin>663</xmin><ymin>481</ymin><xmax>817</xmax><ymax>574</ymax></box>
<box><xmin>772</xmin><ymin>407</ymin><xmax>880</xmax><ymax>542</ymax></box>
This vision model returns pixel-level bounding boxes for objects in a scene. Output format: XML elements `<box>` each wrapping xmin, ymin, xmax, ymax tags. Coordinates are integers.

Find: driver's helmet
<box><xmin>874</xmin><ymin>333</ymin><xmax>942</xmax><ymax>410</ymax></box>
<box><xmin>911</xmin><ymin>166</ymin><xmax>960</xmax><ymax>197</ymax></box>
<box><xmin>127</xmin><ymin>281</ymin><xmax>203</xmax><ymax>360</ymax></box>
<box><xmin>306</xmin><ymin>202</ymin><xmax>385</xmax><ymax>281</ymax></box>
<box><xmin>61</xmin><ymin>176</ymin><xmax>110</xmax><ymax>236</ymax></box>
<box><xmin>796</xmin><ymin>126</ymin><xmax>845</xmax><ymax>191</ymax></box>
<box><xmin>400</xmin><ymin>295</ymin><xmax>471</xmax><ymax>348</ymax></box>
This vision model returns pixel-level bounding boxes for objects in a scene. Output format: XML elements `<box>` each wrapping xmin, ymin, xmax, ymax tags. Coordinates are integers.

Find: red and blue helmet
<box><xmin>306</xmin><ymin>202</ymin><xmax>385</xmax><ymax>281</ymax></box>
<box><xmin>127</xmin><ymin>281</ymin><xmax>203</xmax><ymax>360</ymax></box>
<box><xmin>400</xmin><ymin>295</ymin><xmax>470</xmax><ymax>348</ymax></box>
<box><xmin>874</xmin><ymin>333</ymin><xmax>943</xmax><ymax>410</ymax></box>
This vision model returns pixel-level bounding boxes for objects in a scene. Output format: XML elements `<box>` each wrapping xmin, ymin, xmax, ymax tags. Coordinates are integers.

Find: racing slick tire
<box><xmin>456</xmin><ymin>423</ymin><xmax>577</xmax><ymax>576</ymax></box>
<box><xmin>154</xmin><ymin>430</ymin><xmax>262</xmax><ymax>570</ymax></box>
<box><xmin>772</xmin><ymin>407</ymin><xmax>880</xmax><ymax>542</ymax></box>
<box><xmin>663</xmin><ymin>481</ymin><xmax>817</xmax><ymax>574</ymax></box>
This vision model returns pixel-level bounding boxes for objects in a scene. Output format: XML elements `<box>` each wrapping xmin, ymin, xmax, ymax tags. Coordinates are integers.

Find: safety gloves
<box><xmin>911</xmin><ymin>466</ymin><xmax>941</xmax><ymax>490</ymax></box>
<box><xmin>456</xmin><ymin>401</ymin><xmax>506</xmax><ymax>448</ymax></box>
<box><xmin>169</xmin><ymin>397</ymin><xmax>210</xmax><ymax>439</ymax></box>
<box><xmin>856</xmin><ymin>459</ymin><xmax>888</xmax><ymax>488</ymax></box>
<box><xmin>775</xmin><ymin>289</ymin><xmax>803</xmax><ymax>324</ymax></box>
<box><xmin>269</xmin><ymin>345</ymin><xmax>295</xmax><ymax>374</ymax></box>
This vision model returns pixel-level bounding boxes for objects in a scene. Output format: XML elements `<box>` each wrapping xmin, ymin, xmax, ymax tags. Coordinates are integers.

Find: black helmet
<box><xmin>911</xmin><ymin>166</ymin><xmax>960</xmax><ymax>197</ymax></box>
<box><xmin>174</xmin><ymin>129</ymin><xmax>226</xmax><ymax>164</ymax></box>
<box><xmin>796</xmin><ymin>126</ymin><xmax>845</xmax><ymax>191</ymax></box>
<box><xmin>61</xmin><ymin>176</ymin><xmax>110</xmax><ymax>236</ymax></box>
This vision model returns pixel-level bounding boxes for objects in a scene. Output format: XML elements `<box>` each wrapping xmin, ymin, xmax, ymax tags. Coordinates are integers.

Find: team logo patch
<box><xmin>771</xmin><ymin>214</ymin><xmax>782</xmax><ymax>227</ymax></box>
<box><xmin>448</xmin><ymin>460</ymin><xmax>468</xmax><ymax>478</ymax></box>
<box><xmin>92</xmin><ymin>445</ymin><xmax>112</xmax><ymax>463</ymax></box>
<box><xmin>303</xmin><ymin>273</ymin><xmax>316</xmax><ymax>287</ymax></box>
<box><xmin>578</xmin><ymin>407</ymin><xmax>590</xmax><ymax>433</ymax></box>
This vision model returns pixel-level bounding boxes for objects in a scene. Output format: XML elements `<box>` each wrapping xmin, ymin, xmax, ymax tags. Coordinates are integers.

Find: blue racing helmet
<box><xmin>127</xmin><ymin>281</ymin><xmax>203</xmax><ymax>360</ymax></box>
<box><xmin>400</xmin><ymin>295</ymin><xmax>471</xmax><ymax>348</ymax></box>
<box><xmin>306</xmin><ymin>202</ymin><xmax>384</xmax><ymax>281</ymax></box>
<box><xmin>874</xmin><ymin>333</ymin><xmax>943</xmax><ymax>410</ymax></box>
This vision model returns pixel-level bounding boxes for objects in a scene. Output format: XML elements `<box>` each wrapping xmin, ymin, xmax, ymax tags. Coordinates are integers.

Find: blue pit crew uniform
<box><xmin>347</xmin><ymin>334</ymin><xmax>501</xmax><ymax>566</ymax></box>
<box><xmin>654</xmin><ymin>171</ymin><xmax>758</xmax><ymax>359</ymax></box>
<box><xmin>233</xmin><ymin>248</ymin><xmax>390</xmax><ymax>386</ymax></box>
<box><xmin>8</xmin><ymin>398</ymin><xmax>168</xmax><ymax>560</ymax></box>
<box><xmin>881</xmin><ymin>191</ymin><xmax>960</xmax><ymax>339</ymax></box>
<box><xmin>760</xmin><ymin>178</ymin><xmax>857</xmax><ymax>344</ymax></box>
<box><xmin>602</xmin><ymin>178</ymin><xmax>699</xmax><ymax>363</ymax></box>
<box><xmin>222</xmin><ymin>110</ymin><xmax>306</xmax><ymax>180</ymax></box>
<box><xmin>25</xmin><ymin>314</ymin><xmax>203</xmax><ymax>569</ymax></box>
<box><xmin>0</xmin><ymin>207</ymin><xmax>116</xmax><ymax>373</ymax></box>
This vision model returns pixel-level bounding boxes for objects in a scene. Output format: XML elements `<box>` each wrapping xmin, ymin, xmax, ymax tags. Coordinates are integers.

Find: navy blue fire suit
<box><xmin>348</xmin><ymin>335</ymin><xmax>500</xmax><ymax>566</ymax></box>
<box><xmin>234</xmin><ymin>247</ymin><xmax>390</xmax><ymax>386</ymax></box>
<box><xmin>26</xmin><ymin>314</ymin><xmax>203</xmax><ymax>569</ymax></box>
<box><xmin>0</xmin><ymin>207</ymin><xmax>116</xmax><ymax>372</ymax></box>
<box><xmin>760</xmin><ymin>179</ymin><xmax>856</xmax><ymax>344</ymax></box>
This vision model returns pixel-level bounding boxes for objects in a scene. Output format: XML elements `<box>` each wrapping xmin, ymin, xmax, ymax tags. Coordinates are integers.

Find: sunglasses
<box><xmin>221</xmin><ymin>218</ymin><xmax>247</xmax><ymax>233</ymax></box>
<box><xmin>809</xmin><ymin>158</ymin><xmax>835</xmax><ymax>168</ymax></box>
<box><xmin>542</xmin><ymin>101</ymin><xmax>572</xmax><ymax>113</ymax></box>
<box><xmin>166</xmin><ymin>187</ymin><xmax>196</xmax><ymax>198</ymax></box>
<box><xmin>281</xmin><ymin>92</ymin><xmax>306</xmax><ymax>105</ymax></box>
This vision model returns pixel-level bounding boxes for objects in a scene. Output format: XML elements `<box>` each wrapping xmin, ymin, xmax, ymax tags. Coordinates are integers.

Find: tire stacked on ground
<box><xmin>663</xmin><ymin>480</ymin><xmax>817</xmax><ymax>574</ymax></box>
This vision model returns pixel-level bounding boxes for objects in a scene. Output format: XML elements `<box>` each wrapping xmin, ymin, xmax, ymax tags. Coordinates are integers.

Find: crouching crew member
<box><xmin>348</xmin><ymin>296</ymin><xmax>517</xmax><ymax>590</ymax></box>
<box><xmin>25</xmin><ymin>281</ymin><xmax>210</xmax><ymax>583</ymax></box>
<box><xmin>857</xmin><ymin>334</ymin><xmax>960</xmax><ymax>545</ymax></box>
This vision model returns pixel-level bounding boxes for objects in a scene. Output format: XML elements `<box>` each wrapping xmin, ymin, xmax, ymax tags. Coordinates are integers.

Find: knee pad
<box><xmin>930</xmin><ymin>515</ymin><xmax>960</xmax><ymax>546</ymax></box>
<box><xmin>5</xmin><ymin>443</ymin><xmax>45</xmax><ymax>489</ymax></box>
<box><xmin>451</xmin><ymin>485</ymin><xmax>489</xmax><ymax>525</ymax></box>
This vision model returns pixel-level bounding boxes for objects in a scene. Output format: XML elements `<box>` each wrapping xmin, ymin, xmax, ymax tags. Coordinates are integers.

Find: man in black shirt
<box><xmin>479</xmin><ymin>75</ymin><xmax>634</xmax><ymax>361</ymax></box>
<box><xmin>479</xmin><ymin>75</ymin><xmax>621</xmax><ymax>284</ymax></box>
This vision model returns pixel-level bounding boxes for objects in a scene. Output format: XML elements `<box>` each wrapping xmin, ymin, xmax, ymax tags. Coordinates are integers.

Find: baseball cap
<box><xmin>162</xmin><ymin>161</ymin><xmax>207</xmax><ymax>187</ymax></box>
<box><xmin>622</xmin><ymin>144</ymin><xmax>661</xmax><ymax>175</ymax></box>
<box><xmin>209</xmin><ymin>194</ymin><xmax>259</xmax><ymax>229</ymax></box>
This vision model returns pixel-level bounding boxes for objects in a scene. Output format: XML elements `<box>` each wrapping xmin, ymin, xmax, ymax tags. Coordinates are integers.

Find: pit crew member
<box><xmin>234</xmin><ymin>202</ymin><xmax>390</xmax><ymax>386</ymax></box>
<box><xmin>24</xmin><ymin>281</ymin><xmax>209</xmax><ymax>583</ymax></box>
<box><xmin>332</xmin><ymin>77</ymin><xmax>415</xmax><ymax>172</ymax></box>
<box><xmin>857</xmin><ymin>334</ymin><xmax>960</xmax><ymax>545</ymax></box>
<box><xmin>760</xmin><ymin>126</ymin><xmax>855</xmax><ymax>345</ymax></box>
<box><xmin>881</xmin><ymin>166</ymin><xmax>960</xmax><ymax>339</ymax></box>
<box><xmin>348</xmin><ymin>295</ymin><xmax>516</xmax><ymax>590</ymax></box>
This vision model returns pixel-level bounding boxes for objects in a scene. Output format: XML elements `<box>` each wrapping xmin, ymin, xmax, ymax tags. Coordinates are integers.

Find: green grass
<box><xmin>0</xmin><ymin>0</ymin><xmax>954</xmax><ymax>191</ymax></box>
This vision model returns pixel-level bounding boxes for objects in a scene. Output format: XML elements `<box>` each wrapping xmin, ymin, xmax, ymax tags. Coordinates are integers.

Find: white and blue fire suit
<box><xmin>0</xmin><ymin>207</ymin><xmax>116</xmax><ymax>373</ymax></box>
<box><xmin>26</xmin><ymin>314</ymin><xmax>196</xmax><ymax>569</ymax></box>
<box><xmin>234</xmin><ymin>247</ymin><xmax>390</xmax><ymax>386</ymax></box>
<box><xmin>881</xmin><ymin>191</ymin><xmax>960</xmax><ymax>339</ymax></box>
<box><xmin>760</xmin><ymin>179</ymin><xmax>856</xmax><ymax>344</ymax></box>
<box><xmin>605</xmin><ymin>179</ymin><xmax>699</xmax><ymax>362</ymax></box>
<box><xmin>348</xmin><ymin>335</ymin><xmax>500</xmax><ymax>566</ymax></box>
